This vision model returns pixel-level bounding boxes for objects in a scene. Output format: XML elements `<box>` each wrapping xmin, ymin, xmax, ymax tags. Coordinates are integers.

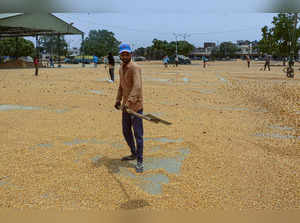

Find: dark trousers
<box><xmin>264</xmin><ymin>62</ymin><xmax>270</xmax><ymax>71</ymax></box>
<box><xmin>122</xmin><ymin>109</ymin><xmax>144</xmax><ymax>163</ymax></box>
<box><xmin>109</xmin><ymin>68</ymin><xmax>114</xmax><ymax>81</ymax></box>
<box><xmin>247</xmin><ymin>61</ymin><xmax>250</xmax><ymax>68</ymax></box>
<box><xmin>35</xmin><ymin>66</ymin><xmax>38</xmax><ymax>76</ymax></box>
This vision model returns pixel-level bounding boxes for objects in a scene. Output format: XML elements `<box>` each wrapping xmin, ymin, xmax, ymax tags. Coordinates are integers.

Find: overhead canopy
<box><xmin>0</xmin><ymin>13</ymin><xmax>83</xmax><ymax>37</ymax></box>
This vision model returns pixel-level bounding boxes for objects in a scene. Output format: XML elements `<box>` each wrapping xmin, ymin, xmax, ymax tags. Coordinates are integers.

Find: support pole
<box><xmin>58</xmin><ymin>34</ymin><xmax>61</xmax><ymax>68</ymax></box>
<box><xmin>81</xmin><ymin>33</ymin><xmax>85</xmax><ymax>68</ymax></box>
<box><xmin>35</xmin><ymin>35</ymin><xmax>39</xmax><ymax>58</ymax></box>
<box><xmin>15</xmin><ymin>37</ymin><xmax>18</xmax><ymax>59</ymax></box>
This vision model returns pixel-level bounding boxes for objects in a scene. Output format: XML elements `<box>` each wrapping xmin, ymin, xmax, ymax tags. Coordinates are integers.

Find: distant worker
<box><xmin>107</xmin><ymin>52</ymin><xmax>115</xmax><ymax>83</ymax></box>
<box><xmin>202</xmin><ymin>56</ymin><xmax>208</xmax><ymax>68</ymax></box>
<box><xmin>175</xmin><ymin>55</ymin><xmax>179</xmax><ymax>67</ymax></box>
<box><xmin>264</xmin><ymin>54</ymin><xmax>271</xmax><ymax>71</ymax></box>
<box><xmin>49</xmin><ymin>57</ymin><xmax>54</xmax><ymax>68</ymax></box>
<box><xmin>246</xmin><ymin>55</ymin><xmax>251</xmax><ymax>68</ymax></box>
<box><xmin>93</xmin><ymin>55</ymin><xmax>99</xmax><ymax>68</ymax></box>
<box><xmin>103</xmin><ymin>56</ymin><xmax>108</xmax><ymax>70</ymax></box>
<box><xmin>34</xmin><ymin>56</ymin><xmax>39</xmax><ymax>76</ymax></box>
<box><xmin>163</xmin><ymin>56</ymin><xmax>169</xmax><ymax>68</ymax></box>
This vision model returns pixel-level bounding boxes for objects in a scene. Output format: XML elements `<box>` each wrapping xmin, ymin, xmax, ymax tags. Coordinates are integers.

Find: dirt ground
<box><xmin>0</xmin><ymin>60</ymin><xmax>299</xmax><ymax>211</ymax></box>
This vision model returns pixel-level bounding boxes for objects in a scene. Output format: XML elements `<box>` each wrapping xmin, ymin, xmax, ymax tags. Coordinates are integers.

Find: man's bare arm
<box><xmin>116</xmin><ymin>70</ymin><xmax>123</xmax><ymax>102</ymax></box>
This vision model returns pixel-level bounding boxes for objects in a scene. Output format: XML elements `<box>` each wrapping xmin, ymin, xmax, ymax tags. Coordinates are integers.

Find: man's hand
<box><xmin>125</xmin><ymin>100</ymin><xmax>132</xmax><ymax>110</ymax></box>
<box><xmin>114</xmin><ymin>101</ymin><xmax>121</xmax><ymax>110</ymax></box>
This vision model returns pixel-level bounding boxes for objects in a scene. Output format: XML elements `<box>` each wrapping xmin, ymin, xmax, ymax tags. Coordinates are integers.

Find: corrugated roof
<box><xmin>0</xmin><ymin>13</ymin><xmax>83</xmax><ymax>37</ymax></box>
<box><xmin>0</xmin><ymin>13</ymin><xmax>23</xmax><ymax>20</ymax></box>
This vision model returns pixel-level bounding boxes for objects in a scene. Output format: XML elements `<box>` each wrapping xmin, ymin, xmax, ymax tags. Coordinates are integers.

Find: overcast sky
<box><xmin>16</xmin><ymin>0</ymin><xmax>278</xmax><ymax>49</ymax></box>
<box><xmin>57</xmin><ymin>12</ymin><xmax>276</xmax><ymax>49</ymax></box>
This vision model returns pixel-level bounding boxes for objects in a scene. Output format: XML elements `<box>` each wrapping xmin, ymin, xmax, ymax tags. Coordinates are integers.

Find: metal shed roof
<box><xmin>0</xmin><ymin>13</ymin><xmax>83</xmax><ymax>37</ymax></box>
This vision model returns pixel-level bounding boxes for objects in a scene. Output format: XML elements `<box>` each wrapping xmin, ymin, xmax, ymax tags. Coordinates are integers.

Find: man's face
<box><xmin>120</xmin><ymin>52</ymin><xmax>131</xmax><ymax>64</ymax></box>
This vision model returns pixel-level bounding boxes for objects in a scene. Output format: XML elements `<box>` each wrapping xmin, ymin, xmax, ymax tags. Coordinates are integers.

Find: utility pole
<box><xmin>180</xmin><ymin>33</ymin><xmax>191</xmax><ymax>42</ymax></box>
<box><xmin>131</xmin><ymin>42</ymin><xmax>135</xmax><ymax>61</ymax></box>
<box><xmin>173</xmin><ymin>33</ymin><xmax>191</xmax><ymax>56</ymax></box>
<box><xmin>173</xmin><ymin>33</ymin><xmax>179</xmax><ymax>56</ymax></box>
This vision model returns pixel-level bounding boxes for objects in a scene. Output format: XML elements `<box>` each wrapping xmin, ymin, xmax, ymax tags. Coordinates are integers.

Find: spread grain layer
<box><xmin>0</xmin><ymin>61</ymin><xmax>299</xmax><ymax>210</ymax></box>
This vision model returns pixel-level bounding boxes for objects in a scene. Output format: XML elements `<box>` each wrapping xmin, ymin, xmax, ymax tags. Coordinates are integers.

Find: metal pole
<box><xmin>15</xmin><ymin>37</ymin><xmax>18</xmax><ymax>59</ymax></box>
<box><xmin>173</xmin><ymin>33</ymin><xmax>178</xmax><ymax>56</ymax></box>
<box><xmin>81</xmin><ymin>33</ymin><xmax>85</xmax><ymax>67</ymax></box>
<box><xmin>132</xmin><ymin>43</ymin><xmax>135</xmax><ymax>61</ymax></box>
<box><xmin>35</xmin><ymin>35</ymin><xmax>39</xmax><ymax>58</ymax></box>
<box><xmin>176</xmin><ymin>36</ymin><xmax>178</xmax><ymax>56</ymax></box>
<box><xmin>58</xmin><ymin>34</ymin><xmax>61</xmax><ymax>68</ymax></box>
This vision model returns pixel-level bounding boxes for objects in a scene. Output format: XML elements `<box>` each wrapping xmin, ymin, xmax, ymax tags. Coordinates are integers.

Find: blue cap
<box><xmin>119</xmin><ymin>43</ymin><xmax>132</xmax><ymax>54</ymax></box>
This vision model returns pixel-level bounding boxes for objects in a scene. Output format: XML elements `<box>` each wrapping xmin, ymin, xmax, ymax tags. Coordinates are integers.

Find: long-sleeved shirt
<box><xmin>108</xmin><ymin>55</ymin><xmax>115</xmax><ymax>66</ymax></box>
<box><xmin>116</xmin><ymin>62</ymin><xmax>143</xmax><ymax>112</ymax></box>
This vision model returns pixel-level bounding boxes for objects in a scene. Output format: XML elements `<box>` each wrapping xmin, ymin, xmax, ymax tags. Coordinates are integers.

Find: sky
<box><xmin>15</xmin><ymin>0</ymin><xmax>283</xmax><ymax>49</ymax></box>
<box><xmin>57</xmin><ymin>12</ymin><xmax>276</xmax><ymax>49</ymax></box>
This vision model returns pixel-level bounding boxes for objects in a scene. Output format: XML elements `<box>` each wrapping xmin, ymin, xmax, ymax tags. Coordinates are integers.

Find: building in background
<box><xmin>189</xmin><ymin>42</ymin><xmax>216</xmax><ymax>59</ymax></box>
<box><xmin>204</xmin><ymin>42</ymin><xmax>216</xmax><ymax>48</ymax></box>
<box><xmin>69</xmin><ymin>47</ymin><xmax>80</xmax><ymax>57</ymax></box>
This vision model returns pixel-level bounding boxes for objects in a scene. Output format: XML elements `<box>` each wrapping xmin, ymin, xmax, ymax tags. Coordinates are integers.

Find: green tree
<box><xmin>258</xmin><ymin>13</ymin><xmax>300</xmax><ymax>58</ymax></box>
<box><xmin>151</xmin><ymin>39</ymin><xmax>195</xmax><ymax>59</ymax></box>
<box><xmin>0</xmin><ymin>37</ymin><xmax>35</xmax><ymax>58</ymax></box>
<box><xmin>211</xmin><ymin>42</ymin><xmax>240</xmax><ymax>58</ymax></box>
<box><xmin>174</xmin><ymin>40</ymin><xmax>195</xmax><ymax>56</ymax></box>
<box><xmin>81</xmin><ymin>30</ymin><xmax>120</xmax><ymax>57</ymax></box>
<box><xmin>39</xmin><ymin>35</ymin><xmax>68</xmax><ymax>56</ymax></box>
<box><xmin>257</xmin><ymin>26</ymin><xmax>275</xmax><ymax>55</ymax></box>
<box><xmin>134</xmin><ymin>47</ymin><xmax>146</xmax><ymax>57</ymax></box>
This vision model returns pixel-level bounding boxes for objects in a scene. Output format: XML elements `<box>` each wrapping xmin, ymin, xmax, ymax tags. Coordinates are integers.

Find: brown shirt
<box><xmin>116</xmin><ymin>61</ymin><xmax>143</xmax><ymax>112</ymax></box>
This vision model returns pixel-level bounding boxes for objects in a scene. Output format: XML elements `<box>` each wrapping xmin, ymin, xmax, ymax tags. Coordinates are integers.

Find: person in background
<box><xmin>34</xmin><ymin>56</ymin><xmax>39</xmax><ymax>76</ymax></box>
<box><xmin>103</xmin><ymin>56</ymin><xmax>107</xmax><ymax>70</ymax></box>
<box><xmin>163</xmin><ymin>56</ymin><xmax>169</xmax><ymax>68</ymax></box>
<box><xmin>93</xmin><ymin>55</ymin><xmax>98</xmax><ymax>68</ymax></box>
<box><xmin>264</xmin><ymin>54</ymin><xmax>271</xmax><ymax>71</ymax></box>
<box><xmin>246</xmin><ymin>55</ymin><xmax>251</xmax><ymax>68</ymax></box>
<box><xmin>202</xmin><ymin>55</ymin><xmax>208</xmax><ymax>68</ymax></box>
<box><xmin>175</xmin><ymin>55</ymin><xmax>179</xmax><ymax>67</ymax></box>
<box><xmin>107</xmin><ymin>52</ymin><xmax>115</xmax><ymax>83</ymax></box>
<box><xmin>49</xmin><ymin>57</ymin><xmax>54</xmax><ymax>68</ymax></box>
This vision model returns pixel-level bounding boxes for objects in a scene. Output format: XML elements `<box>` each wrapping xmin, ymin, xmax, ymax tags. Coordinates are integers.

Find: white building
<box><xmin>69</xmin><ymin>47</ymin><xmax>80</xmax><ymax>57</ymax></box>
<box><xmin>238</xmin><ymin>45</ymin><xmax>251</xmax><ymax>55</ymax></box>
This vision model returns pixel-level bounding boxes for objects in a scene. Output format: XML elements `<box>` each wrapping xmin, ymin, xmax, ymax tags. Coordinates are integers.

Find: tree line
<box><xmin>0</xmin><ymin>13</ymin><xmax>299</xmax><ymax>61</ymax></box>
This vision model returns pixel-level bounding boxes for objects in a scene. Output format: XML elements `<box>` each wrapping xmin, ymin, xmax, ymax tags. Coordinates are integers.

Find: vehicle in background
<box><xmin>113</xmin><ymin>56</ymin><xmax>121</xmax><ymax>63</ymax></box>
<box><xmin>169</xmin><ymin>55</ymin><xmax>191</xmax><ymax>64</ymax></box>
<box><xmin>134</xmin><ymin>56</ymin><xmax>146</xmax><ymax>61</ymax></box>
<box><xmin>64</xmin><ymin>58</ymin><xmax>71</xmax><ymax>64</ymax></box>
<box><xmin>19</xmin><ymin>56</ymin><xmax>33</xmax><ymax>63</ymax></box>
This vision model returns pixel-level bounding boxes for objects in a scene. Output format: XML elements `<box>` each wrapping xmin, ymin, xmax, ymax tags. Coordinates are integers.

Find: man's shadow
<box><xmin>92</xmin><ymin>156</ymin><xmax>135</xmax><ymax>173</ymax></box>
<box><xmin>92</xmin><ymin>156</ymin><xmax>150</xmax><ymax>210</ymax></box>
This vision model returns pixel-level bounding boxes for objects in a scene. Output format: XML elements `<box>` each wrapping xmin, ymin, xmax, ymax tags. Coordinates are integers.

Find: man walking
<box><xmin>34</xmin><ymin>56</ymin><xmax>39</xmax><ymax>76</ymax></box>
<box><xmin>175</xmin><ymin>55</ymin><xmax>179</xmax><ymax>67</ymax></box>
<box><xmin>114</xmin><ymin>43</ymin><xmax>144</xmax><ymax>173</ymax></box>
<box><xmin>264</xmin><ymin>54</ymin><xmax>271</xmax><ymax>71</ymax></box>
<box><xmin>246</xmin><ymin>55</ymin><xmax>251</xmax><ymax>68</ymax></box>
<box><xmin>49</xmin><ymin>57</ymin><xmax>54</xmax><ymax>68</ymax></box>
<box><xmin>163</xmin><ymin>56</ymin><xmax>169</xmax><ymax>68</ymax></box>
<box><xmin>108</xmin><ymin>52</ymin><xmax>115</xmax><ymax>83</ymax></box>
<box><xmin>202</xmin><ymin>55</ymin><xmax>208</xmax><ymax>68</ymax></box>
<box><xmin>93</xmin><ymin>55</ymin><xmax>98</xmax><ymax>68</ymax></box>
